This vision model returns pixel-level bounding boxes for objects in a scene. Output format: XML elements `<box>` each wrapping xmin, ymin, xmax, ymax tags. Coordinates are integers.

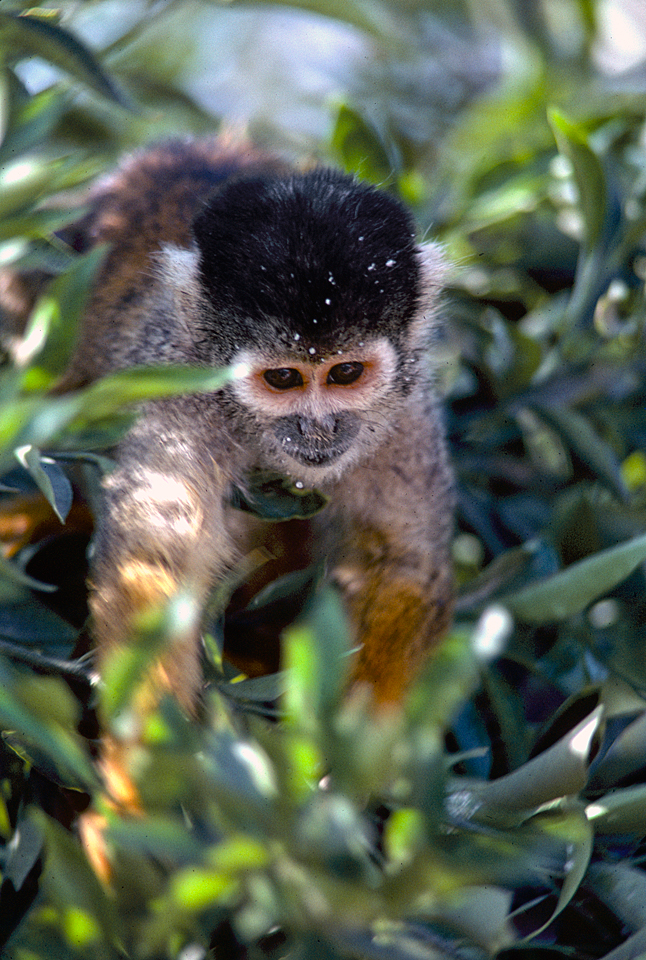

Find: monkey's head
<box><xmin>166</xmin><ymin>168</ymin><xmax>446</xmax><ymax>484</ymax></box>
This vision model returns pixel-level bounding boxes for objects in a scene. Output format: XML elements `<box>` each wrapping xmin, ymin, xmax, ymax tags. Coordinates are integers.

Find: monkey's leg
<box><xmin>328</xmin><ymin>415</ymin><xmax>455</xmax><ymax>708</ymax></box>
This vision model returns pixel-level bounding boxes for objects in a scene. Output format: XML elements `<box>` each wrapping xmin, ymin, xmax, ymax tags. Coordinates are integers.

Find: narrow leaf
<box><xmin>0</xmin><ymin>551</ymin><xmax>56</xmax><ymax>596</ymax></box>
<box><xmin>548</xmin><ymin>107</ymin><xmax>607</xmax><ymax>248</ymax></box>
<box><xmin>533</xmin><ymin>404</ymin><xmax>628</xmax><ymax>500</ymax></box>
<box><xmin>468</xmin><ymin>707</ymin><xmax>602</xmax><ymax>823</ymax></box>
<box><xmin>586</xmin><ymin>784</ymin><xmax>646</xmax><ymax>834</ymax></box>
<box><xmin>503</xmin><ymin>531</ymin><xmax>646</xmax><ymax>623</ymax></box>
<box><xmin>75</xmin><ymin>363</ymin><xmax>240</xmax><ymax>421</ymax></box>
<box><xmin>520</xmin><ymin>802</ymin><xmax>593</xmax><ymax>941</ymax></box>
<box><xmin>283</xmin><ymin>587</ymin><xmax>351</xmax><ymax>731</ymax></box>
<box><xmin>14</xmin><ymin>445</ymin><xmax>73</xmax><ymax>522</ymax></box>
<box><xmin>0</xmin><ymin>12</ymin><xmax>127</xmax><ymax>107</ymax></box>
<box><xmin>231</xmin><ymin>473</ymin><xmax>327</xmax><ymax>521</ymax></box>
<box><xmin>589</xmin><ymin>862</ymin><xmax>646</xmax><ymax>931</ymax></box>
<box><xmin>331</xmin><ymin>103</ymin><xmax>395</xmax><ymax>185</ymax></box>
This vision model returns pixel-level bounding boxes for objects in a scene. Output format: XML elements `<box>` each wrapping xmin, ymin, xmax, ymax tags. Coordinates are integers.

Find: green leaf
<box><xmin>14</xmin><ymin>445</ymin><xmax>73</xmax><ymax>523</ymax></box>
<box><xmin>283</xmin><ymin>587</ymin><xmax>352</xmax><ymax>732</ymax></box>
<box><xmin>215</xmin><ymin>673</ymin><xmax>287</xmax><ymax>708</ymax></box>
<box><xmin>589</xmin><ymin>862</ymin><xmax>646</xmax><ymax>932</ymax></box>
<box><xmin>169</xmin><ymin>866</ymin><xmax>238</xmax><ymax>911</ymax></box>
<box><xmin>0</xmin><ymin>154</ymin><xmax>65</xmax><ymax>218</ymax></box>
<box><xmin>502</xmin><ymin>531</ymin><xmax>646</xmax><ymax>623</ymax></box>
<box><xmin>0</xmin><ymin>205</ymin><xmax>81</xmax><ymax>243</ymax></box>
<box><xmin>588</xmin><ymin>709</ymin><xmax>646</xmax><ymax>790</ymax></box>
<box><xmin>532</xmin><ymin>403</ymin><xmax>628</xmax><ymax>500</ymax></box>
<box><xmin>548</xmin><ymin>107</ymin><xmax>607</xmax><ymax>249</ymax></box>
<box><xmin>0</xmin><ymin>599</ymin><xmax>78</xmax><ymax>647</ymax></box>
<box><xmin>100</xmin><ymin>590</ymin><xmax>201</xmax><ymax>723</ymax></box>
<box><xmin>69</xmin><ymin>362</ymin><xmax>240</xmax><ymax>423</ymax></box>
<box><xmin>31</xmin><ymin>810</ymin><xmax>118</xmax><ymax>945</ymax></box>
<box><xmin>28</xmin><ymin>246</ymin><xmax>107</xmax><ymax>384</ymax></box>
<box><xmin>466</xmin><ymin>706</ymin><xmax>602</xmax><ymax>824</ymax></box>
<box><xmin>520</xmin><ymin>801</ymin><xmax>593</xmax><ymax>941</ymax></box>
<box><xmin>436</xmin><ymin>885</ymin><xmax>514</xmax><ymax>954</ymax></box>
<box><xmin>586</xmin><ymin>784</ymin><xmax>646</xmax><ymax>834</ymax></box>
<box><xmin>106</xmin><ymin>813</ymin><xmax>203</xmax><ymax>863</ymax></box>
<box><xmin>231</xmin><ymin>472</ymin><xmax>328</xmax><ymax>521</ymax></box>
<box><xmin>330</xmin><ymin>103</ymin><xmax>395</xmax><ymax>185</ymax></box>
<box><xmin>0</xmin><ymin>12</ymin><xmax>127</xmax><ymax>107</ymax></box>
<box><xmin>246</xmin><ymin>565</ymin><xmax>321</xmax><ymax>613</ymax></box>
<box><xmin>456</xmin><ymin>541</ymin><xmax>540</xmax><ymax>613</ymax></box>
<box><xmin>0</xmin><ymin>84</ymin><xmax>66</xmax><ymax>164</ymax></box>
<box><xmin>0</xmin><ymin>659</ymin><xmax>97</xmax><ymax>789</ymax></box>
<box><xmin>3</xmin><ymin>809</ymin><xmax>43</xmax><ymax>891</ymax></box>
<box><xmin>406</xmin><ymin>627</ymin><xmax>480</xmax><ymax>730</ymax></box>
<box><xmin>0</xmin><ymin>363</ymin><xmax>241</xmax><ymax>464</ymax></box>
<box><xmin>0</xmin><ymin>551</ymin><xmax>56</xmax><ymax>598</ymax></box>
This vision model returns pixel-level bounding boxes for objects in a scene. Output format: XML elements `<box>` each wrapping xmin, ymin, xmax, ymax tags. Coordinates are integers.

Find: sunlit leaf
<box><xmin>465</xmin><ymin>706</ymin><xmax>602</xmax><ymax>825</ymax></box>
<box><xmin>0</xmin><ymin>155</ymin><xmax>63</xmax><ymax>218</ymax></box>
<box><xmin>70</xmin><ymin>362</ymin><xmax>240</xmax><ymax>423</ymax></box>
<box><xmin>27</xmin><ymin>246</ymin><xmax>106</xmax><ymax>384</ymax></box>
<box><xmin>282</xmin><ymin>587</ymin><xmax>352</xmax><ymax>732</ymax></box>
<box><xmin>14</xmin><ymin>445</ymin><xmax>72</xmax><ymax>522</ymax></box>
<box><xmin>586</xmin><ymin>783</ymin><xmax>646</xmax><ymax>834</ymax></box>
<box><xmin>548</xmin><ymin>107</ymin><xmax>607</xmax><ymax>249</ymax></box>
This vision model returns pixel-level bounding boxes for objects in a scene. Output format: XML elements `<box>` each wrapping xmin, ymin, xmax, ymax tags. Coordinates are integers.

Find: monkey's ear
<box><xmin>415</xmin><ymin>241</ymin><xmax>449</xmax><ymax>318</ymax></box>
<box><xmin>416</xmin><ymin>241</ymin><xmax>449</xmax><ymax>294</ymax></box>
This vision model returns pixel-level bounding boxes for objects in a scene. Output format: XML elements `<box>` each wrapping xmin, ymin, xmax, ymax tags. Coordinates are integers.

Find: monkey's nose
<box><xmin>297</xmin><ymin>415</ymin><xmax>338</xmax><ymax>440</ymax></box>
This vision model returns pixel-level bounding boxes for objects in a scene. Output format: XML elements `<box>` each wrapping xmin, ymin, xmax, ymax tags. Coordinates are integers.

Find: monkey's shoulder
<box><xmin>55</xmin><ymin>138</ymin><xmax>287</xmax><ymax>388</ymax></box>
<box><xmin>75</xmin><ymin>137</ymin><xmax>287</xmax><ymax>255</ymax></box>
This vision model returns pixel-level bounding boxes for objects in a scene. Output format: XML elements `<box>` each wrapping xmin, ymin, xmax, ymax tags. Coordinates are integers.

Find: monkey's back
<box><xmin>57</xmin><ymin>137</ymin><xmax>286</xmax><ymax>390</ymax></box>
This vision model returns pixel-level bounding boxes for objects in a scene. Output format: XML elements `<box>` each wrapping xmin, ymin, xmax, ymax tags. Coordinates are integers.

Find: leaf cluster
<box><xmin>2</xmin><ymin>1</ymin><xmax>646</xmax><ymax>958</ymax></box>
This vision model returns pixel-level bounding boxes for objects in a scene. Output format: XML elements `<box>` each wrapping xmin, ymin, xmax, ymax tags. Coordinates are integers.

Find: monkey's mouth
<box><xmin>273</xmin><ymin>413</ymin><xmax>359</xmax><ymax>468</ymax></box>
<box><xmin>286</xmin><ymin>446</ymin><xmax>344</xmax><ymax>467</ymax></box>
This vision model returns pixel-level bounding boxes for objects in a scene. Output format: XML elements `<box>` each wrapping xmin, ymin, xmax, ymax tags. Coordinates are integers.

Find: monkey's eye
<box><xmin>263</xmin><ymin>368</ymin><xmax>304</xmax><ymax>390</ymax></box>
<box><xmin>327</xmin><ymin>362</ymin><xmax>364</xmax><ymax>386</ymax></box>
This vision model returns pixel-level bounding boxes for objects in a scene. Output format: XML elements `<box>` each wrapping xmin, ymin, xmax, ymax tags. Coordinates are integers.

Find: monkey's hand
<box><xmin>338</xmin><ymin>562</ymin><xmax>454</xmax><ymax>708</ymax></box>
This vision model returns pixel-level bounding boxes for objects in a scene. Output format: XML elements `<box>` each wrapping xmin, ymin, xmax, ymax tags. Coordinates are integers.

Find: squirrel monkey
<box><xmin>44</xmin><ymin>138</ymin><xmax>456</xmax><ymax>718</ymax></box>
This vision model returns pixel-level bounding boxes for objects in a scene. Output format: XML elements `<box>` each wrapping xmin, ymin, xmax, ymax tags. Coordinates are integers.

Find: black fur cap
<box><xmin>192</xmin><ymin>168</ymin><xmax>421</xmax><ymax>356</ymax></box>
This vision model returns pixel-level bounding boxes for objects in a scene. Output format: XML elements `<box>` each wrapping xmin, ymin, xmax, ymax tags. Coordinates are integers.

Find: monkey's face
<box><xmin>230</xmin><ymin>337</ymin><xmax>400</xmax><ymax>485</ymax></box>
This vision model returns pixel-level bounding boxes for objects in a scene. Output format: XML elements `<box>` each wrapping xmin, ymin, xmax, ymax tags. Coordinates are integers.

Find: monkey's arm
<box><xmin>328</xmin><ymin>407</ymin><xmax>454</xmax><ymax>707</ymax></box>
<box><xmin>90</xmin><ymin>402</ymin><xmax>236</xmax><ymax>727</ymax></box>
<box><xmin>79</xmin><ymin>404</ymin><xmax>236</xmax><ymax>876</ymax></box>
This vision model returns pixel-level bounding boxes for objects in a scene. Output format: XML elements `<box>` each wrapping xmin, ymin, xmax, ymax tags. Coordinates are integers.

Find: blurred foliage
<box><xmin>2</xmin><ymin>0</ymin><xmax>646</xmax><ymax>957</ymax></box>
